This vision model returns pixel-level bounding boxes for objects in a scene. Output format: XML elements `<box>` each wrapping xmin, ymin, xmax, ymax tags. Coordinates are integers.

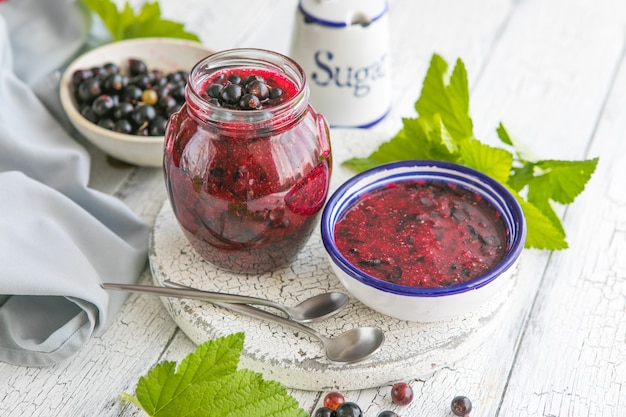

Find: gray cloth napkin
<box><xmin>0</xmin><ymin>1</ymin><xmax>150</xmax><ymax>366</ymax></box>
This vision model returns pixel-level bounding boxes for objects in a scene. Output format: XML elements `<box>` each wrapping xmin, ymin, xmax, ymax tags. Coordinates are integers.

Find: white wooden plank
<box><xmin>497</xmin><ymin>35</ymin><xmax>626</xmax><ymax>417</ymax></box>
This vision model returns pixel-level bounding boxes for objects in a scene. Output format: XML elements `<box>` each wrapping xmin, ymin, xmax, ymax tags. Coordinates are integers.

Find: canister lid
<box><xmin>298</xmin><ymin>0</ymin><xmax>388</xmax><ymax>27</ymax></box>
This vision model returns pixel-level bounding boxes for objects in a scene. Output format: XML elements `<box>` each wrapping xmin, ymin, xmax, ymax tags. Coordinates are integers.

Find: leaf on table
<box><xmin>122</xmin><ymin>333</ymin><xmax>307</xmax><ymax>417</ymax></box>
<box><xmin>458</xmin><ymin>138</ymin><xmax>513</xmax><ymax>184</ymax></box>
<box><xmin>496</xmin><ymin>122</ymin><xmax>539</xmax><ymax>163</ymax></box>
<box><xmin>513</xmin><ymin>194</ymin><xmax>568</xmax><ymax>250</ymax></box>
<box><xmin>343</xmin><ymin>114</ymin><xmax>460</xmax><ymax>171</ymax></box>
<box><xmin>415</xmin><ymin>54</ymin><xmax>473</xmax><ymax>141</ymax></box>
<box><xmin>531</xmin><ymin>158</ymin><xmax>599</xmax><ymax>204</ymax></box>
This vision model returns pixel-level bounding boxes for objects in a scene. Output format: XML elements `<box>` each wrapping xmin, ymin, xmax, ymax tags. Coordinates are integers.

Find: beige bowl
<box><xmin>60</xmin><ymin>38</ymin><xmax>215</xmax><ymax>167</ymax></box>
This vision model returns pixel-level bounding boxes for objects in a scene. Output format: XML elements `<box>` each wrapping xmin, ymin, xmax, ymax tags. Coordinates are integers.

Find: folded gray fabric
<box><xmin>0</xmin><ymin>1</ymin><xmax>150</xmax><ymax>366</ymax></box>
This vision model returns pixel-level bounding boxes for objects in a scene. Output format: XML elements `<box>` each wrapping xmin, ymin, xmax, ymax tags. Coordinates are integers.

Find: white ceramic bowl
<box><xmin>60</xmin><ymin>38</ymin><xmax>214</xmax><ymax>167</ymax></box>
<box><xmin>321</xmin><ymin>160</ymin><xmax>526</xmax><ymax>322</ymax></box>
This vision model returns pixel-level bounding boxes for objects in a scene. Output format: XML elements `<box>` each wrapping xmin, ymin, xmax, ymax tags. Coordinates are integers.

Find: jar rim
<box><xmin>185</xmin><ymin>48</ymin><xmax>310</xmax><ymax>129</ymax></box>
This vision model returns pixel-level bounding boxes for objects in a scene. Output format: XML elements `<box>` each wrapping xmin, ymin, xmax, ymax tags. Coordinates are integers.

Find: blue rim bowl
<box><xmin>321</xmin><ymin>160</ymin><xmax>526</xmax><ymax>321</ymax></box>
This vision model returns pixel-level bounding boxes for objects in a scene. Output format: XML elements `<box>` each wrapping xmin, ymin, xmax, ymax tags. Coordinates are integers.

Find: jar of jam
<box><xmin>164</xmin><ymin>48</ymin><xmax>332</xmax><ymax>274</ymax></box>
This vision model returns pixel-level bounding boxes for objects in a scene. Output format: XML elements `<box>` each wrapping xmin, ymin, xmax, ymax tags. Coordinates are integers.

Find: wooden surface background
<box><xmin>2</xmin><ymin>0</ymin><xmax>625</xmax><ymax>416</ymax></box>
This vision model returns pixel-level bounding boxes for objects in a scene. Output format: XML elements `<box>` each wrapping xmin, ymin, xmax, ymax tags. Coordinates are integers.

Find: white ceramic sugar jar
<box><xmin>290</xmin><ymin>0</ymin><xmax>391</xmax><ymax>128</ymax></box>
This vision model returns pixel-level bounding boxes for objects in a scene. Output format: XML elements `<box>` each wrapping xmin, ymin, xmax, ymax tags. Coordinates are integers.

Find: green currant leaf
<box><xmin>80</xmin><ymin>0</ymin><xmax>200</xmax><ymax>42</ymax></box>
<box><xmin>532</xmin><ymin>158</ymin><xmax>599</xmax><ymax>204</ymax></box>
<box><xmin>133</xmin><ymin>332</ymin><xmax>243</xmax><ymax>415</ymax></box>
<box><xmin>514</xmin><ymin>194</ymin><xmax>568</xmax><ymax>250</ymax></box>
<box><xmin>508</xmin><ymin>163</ymin><xmax>536</xmax><ymax>192</ymax></box>
<box><xmin>496</xmin><ymin>122</ymin><xmax>539</xmax><ymax>163</ymax></box>
<box><xmin>459</xmin><ymin>138</ymin><xmax>513</xmax><ymax>184</ymax></box>
<box><xmin>121</xmin><ymin>333</ymin><xmax>307</xmax><ymax>417</ymax></box>
<box><xmin>415</xmin><ymin>54</ymin><xmax>473</xmax><ymax>140</ymax></box>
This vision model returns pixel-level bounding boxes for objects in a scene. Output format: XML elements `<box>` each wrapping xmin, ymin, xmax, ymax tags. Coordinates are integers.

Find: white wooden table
<box><xmin>2</xmin><ymin>0</ymin><xmax>625</xmax><ymax>415</ymax></box>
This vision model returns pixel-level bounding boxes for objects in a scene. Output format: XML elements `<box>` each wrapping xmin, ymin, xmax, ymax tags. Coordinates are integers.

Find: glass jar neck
<box><xmin>185</xmin><ymin>48</ymin><xmax>310</xmax><ymax>134</ymax></box>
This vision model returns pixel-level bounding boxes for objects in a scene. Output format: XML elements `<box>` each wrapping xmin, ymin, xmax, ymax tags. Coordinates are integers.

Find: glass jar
<box><xmin>164</xmin><ymin>48</ymin><xmax>332</xmax><ymax>274</ymax></box>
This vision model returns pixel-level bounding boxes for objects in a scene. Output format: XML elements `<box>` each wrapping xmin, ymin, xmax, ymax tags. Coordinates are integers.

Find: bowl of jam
<box><xmin>321</xmin><ymin>160</ymin><xmax>526</xmax><ymax>322</ymax></box>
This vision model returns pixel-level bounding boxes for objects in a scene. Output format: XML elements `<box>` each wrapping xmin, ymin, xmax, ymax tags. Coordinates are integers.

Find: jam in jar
<box><xmin>164</xmin><ymin>49</ymin><xmax>332</xmax><ymax>273</ymax></box>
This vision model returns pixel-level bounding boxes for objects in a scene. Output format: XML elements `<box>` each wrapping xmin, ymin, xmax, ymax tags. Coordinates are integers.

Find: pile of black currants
<box><xmin>71</xmin><ymin>58</ymin><xmax>187</xmax><ymax>136</ymax></box>
<box><xmin>203</xmin><ymin>72</ymin><xmax>284</xmax><ymax>110</ymax></box>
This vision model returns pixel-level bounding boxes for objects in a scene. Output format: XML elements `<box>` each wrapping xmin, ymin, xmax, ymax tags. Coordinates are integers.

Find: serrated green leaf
<box><xmin>80</xmin><ymin>0</ymin><xmax>200</xmax><ymax>42</ymax></box>
<box><xmin>459</xmin><ymin>138</ymin><xmax>513</xmax><ymax>184</ymax></box>
<box><xmin>415</xmin><ymin>54</ymin><xmax>473</xmax><ymax>140</ymax></box>
<box><xmin>123</xmin><ymin>333</ymin><xmax>307</xmax><ymax>417</ymax></box>
<box><xmin>496</xmin><ymin>122</ymin><xmax>539</xmax><ymax>163</ymax></box>
<box><xmin>514</xmin><ymin>195</ymin><xmax>568</xmax><ymax>250</ymax></box>
<box><xmin>533</xmin><ymin>158</ymin><xmax>599</xmax><ymax>204</ymax></box>
<box><xmin>508</xmin><ymin>163</ymin><xmax>536</xmax><ymax>192</ymax></box>
<box><xmin>134</xmin><ymin>333</ymin><xmax>243</xmax><ymax>415</ymax></box>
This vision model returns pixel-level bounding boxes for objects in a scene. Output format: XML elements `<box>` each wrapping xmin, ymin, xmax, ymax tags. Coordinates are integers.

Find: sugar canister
<box><xmin>290</xmin><ymin>0</ymin><xmax>391</xmax><ymax>128</ymax></box>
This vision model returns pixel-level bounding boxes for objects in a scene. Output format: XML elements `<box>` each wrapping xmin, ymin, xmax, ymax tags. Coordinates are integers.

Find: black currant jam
<box><xmin>164</xmin><ymin>49</ymin><xmax>332</xmax><ymax>274</ymax></box>
<box><xmin>334</xmin><ymin>180</ymin><xmax>508</xmax><ymax>287</ymax></box>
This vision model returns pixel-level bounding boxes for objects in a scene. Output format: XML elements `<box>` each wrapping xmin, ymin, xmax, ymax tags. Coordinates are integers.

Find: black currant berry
<box><xmin>113</xmin><ymin>102</ymin><xmax>134</xmax><ymax>120</ymax></box>
<box><xmin>239</xmin><ymin>93</ymin><xmax>260</xmax><ymax>109</ymax></box>
<box><xmin>80</xmin><ymin>106</ymin><xmax>98</xmax><ymax>123</ymax></box>
<box><xmin>102</xmin><ymin>73</ymin><xmax>127</xmax><ymax>93</ymax></box>
<box><xmin>71</xmin><ymin>69</ymin><xmax>93</xmax><ymax>87</ymax></box>
<box><xmin>246</xmin><ymin>80</ymin><xmax>269</xmax><ymax>100</ymax></box>
<box><xmin>269</xmin><ymin>86</ymin><xmax>283</xmax><ymax>99</ymax></box>
<box><xmin>103</xmin><ymin>62</ymin><xmax>119</xmax><ymax>75</ymax></box>
<box><xmin>128</xmin><ymin>58</ymin><xmax>147</xmax><ymax>76</ymax></box>
<box><xmin>335</xmin><ymin>402</ymin><xmax>362</xmax><ymax>417</ymax></box>
<box><xmin>131</xmin><ymin>105</ymin><xmax>157</xmax><ymax>126</ymax></box>
<box><xmin>114</xmin><ymin>119</ymin><xmax>133</xmax><ymax>134</ymax></box>
<box><xmin>451</xmin><ymin>395</ymin><xmax>472</xmax><ymax>416</ymax></box>
<box><xmin>77</xmin><ymin>78</ymin><xmax>101</xmax><ymax>103</ymax></box>
<box><xmin>314</xmin><ymin>407</ymin><xmax>336</xmax><ymax>417</ymax></box>
<box><xmin>92</xmin><ymin>95</ymin><xmax>115</xmax><ymax>117</ymax></box>
<box><xmin>206</xmin><ymin>83</ymin><xmax>223</xmax><ymax>98</ymax></box>
<box><xmin>220</xmin><ymin>83</ymin><xmax>242</xmax><ymax>104</ymax></box>
<box><xmin>121</xmin><ymin>85</ymin><xmax>143</xmax><ymax>103</ymax></box>
<box><xmin>97</xmin><ymin>118</ymin><xmax>115</xmax><ymax>130</ymax></box>
<box><xmin>377</xmin><ymin>411</ymin><xmax>399</xmax><ymax>417</ymax></box>
<box><xmin>149</xmin><ymin>116</ymin><xmax>168</xmax><ymax>136</ymax></box>
<box><xmin>228</xmin><ymin>73</ymin><xmax>242</xmax><ymax>84</ymax></box>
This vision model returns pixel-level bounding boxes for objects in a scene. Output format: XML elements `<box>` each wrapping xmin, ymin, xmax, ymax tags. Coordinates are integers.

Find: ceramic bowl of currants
<box><xmin>321</xmin><ymin>160</ymin><xmax>527</xmax><ymax>322</ymax></box>
<box><xmin>60</xmin><ymin>38</ymin><xmax>214</xmax><ymax>167</ymax></box>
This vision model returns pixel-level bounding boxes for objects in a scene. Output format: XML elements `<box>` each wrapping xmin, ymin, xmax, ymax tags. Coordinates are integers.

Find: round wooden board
<box><xmin>149</xmin><ymin>201</ymin><xmax>517</xmax><ymax>391</ymax></box>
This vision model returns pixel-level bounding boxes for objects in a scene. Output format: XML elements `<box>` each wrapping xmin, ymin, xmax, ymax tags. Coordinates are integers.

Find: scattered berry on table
<box><xmin>72</xmin><ymin>58</ymin><xmax>187</xmax><ymax>136</ymax></box>
<box><xmin>390</xmin><ymin>382</ymin><xmax>414</xmax><ymax>406</ymax></box>
<box><xmin>314</xmin><ymin>407</ymin><xmax>336</xmax><ymax>417</ymax></box>
<box><xmin>334</xmin><ymin>402</ymin><xmax>363</xmax><ymax>417</ymax></box>
<box><xmin>450</xmin><ymin>395</ymin><xmax>472</xmax><ymax>416</ymax></box>
<box><xmin>377</xmin><ymin>411</ymin><xmax>399</xmax><ymax>417</ymax></box>
<box><xmin>323</xmin><ymin>391</ymin><xmax>345</xmax><ymax>411</ymax></box>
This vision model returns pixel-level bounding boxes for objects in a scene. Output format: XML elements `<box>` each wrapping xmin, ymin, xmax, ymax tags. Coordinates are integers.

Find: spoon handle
<box><xmin>101</xmin><ymin>282</ymin><xmax>286</xmax><ymax>313</ymax></box>
<box><xmin>163</xmin><ymin>280</ymin><xmax>326</xmax><ymax>341</ymax></box>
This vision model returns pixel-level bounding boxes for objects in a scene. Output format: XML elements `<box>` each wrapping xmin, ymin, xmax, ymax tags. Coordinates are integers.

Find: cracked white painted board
<box><xmin>149</xmin><ymin>201</ymin><xmax>518</xmax><ymax>391</ymax></box>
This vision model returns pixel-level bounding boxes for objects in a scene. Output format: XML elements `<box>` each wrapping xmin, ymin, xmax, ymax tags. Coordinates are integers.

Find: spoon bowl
<box><xmin>209</xmin><ymin>297</ymin><xmax>385</xmax><ymax>364</ymax></box>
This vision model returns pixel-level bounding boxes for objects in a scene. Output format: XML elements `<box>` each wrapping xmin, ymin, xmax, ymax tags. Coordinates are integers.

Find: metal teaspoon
<box><xmin>164</xmin><ymin>280</ymin><xmax>385</xmax><ymax>364</ymax></box>
<box><xmin>101</xmin><ymin>281</ymin><xmax>349</xmax><ymax>322</ymax></box>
